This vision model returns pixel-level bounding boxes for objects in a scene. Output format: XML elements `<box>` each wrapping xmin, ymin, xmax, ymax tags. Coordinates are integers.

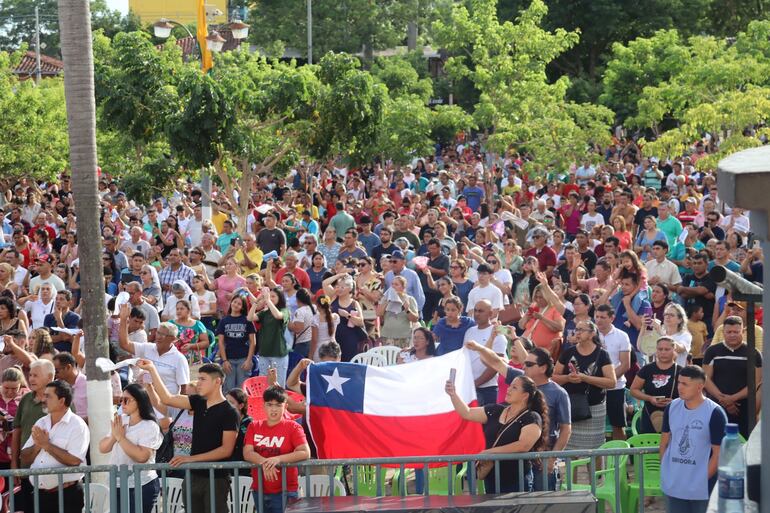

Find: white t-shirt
<box><xmin>12</xmin><ymin>266</ymin><xmax>27</xmax><ymax>288</ymax></box>
<box><xmin>162</xmin><ymin>294</ymin><xmax>201</xmax><ymax>321</ymax></box>
<box><xmin>465</xmin><ymin>284</ymin><xmax>504</xmax><ymax>314</ymax></box>
<box><xmin>132</xmin><ymin>342</ymin><xmax>189</xmax><ymax>394</ymax></box>
<box><xmin>600</xmin><ymin>326</ymin><xmax>631</xmax><ymax>389</ymax></box>
<box><xmin>581</xmin><ymin>212</ymin><xmax>605</xmax><ymax>232</ymax></box>
<box><xmin>292</xmin><ymin>305</ymin><xmax>314</xmax><ymax>345</ymax></box>
<box><xmin>670</xmin><ymin>331</ymin><xmax>693</xmax><ymax>367</ymax></box>
<box><xmin>28</xmin><ymin>274</ymin><xmax>66</xmax><ymax>294</ymax></box>
<box><xmin>109</xmin><ymin>417</ymin><xmax>163</xmax><ymax>488</ymax></box>
<box><xmin>463</xmin><ymin>325</ymin><xmax>507</xmax><ymax>388</ymax></box>
<box><xmin>24</xmin><ymin>298</ymin><xmax>56</xmax><ymax>329</ymax></box>
<box><xmin>195</xmin><ymin>290</ymin><xmax>217</xmax><ymax>317</ymax></box>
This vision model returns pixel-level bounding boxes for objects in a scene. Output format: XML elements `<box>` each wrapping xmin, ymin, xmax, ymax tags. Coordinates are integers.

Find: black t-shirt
<box><xmin>482</xmin><ymin>405</ymin><xmax>542</xmax><ymax>490</ymax></box>
<box><xmin>557</xmin><ymin>345</ymin><xmax>613</xmax><ymax>405</ymax></box>
<box><xmin>703</xmin><ymin>343</ymin><xmax>763</xmax><ymax>398</ymax></box>
<box><xmin>634</xmin><ymin>207</ymin><xmax>658</xmax><ymax>229</ymax></box>
<box><xmin>680</xmin><ymin>272</ymin><xmax>717</xmax><ymax>321</ymax></box>
<box><xmin>189</xmin><ymin>394</ymin><xmax>239</xmax><ymax>474</ymax></box>
<box><xmin>636</xmin><ymin>362</ymin><xmax>680</xmax><ymax>413</ymax></box>
<box><xmin>256</xmin><ymin>228</ymin><xmax>286</xmax><ymax>254</ymax></box>
<box><xmin>371</xmin><ymin>243</ymin><xmax>398</xmax><ymax>272</ymax></box>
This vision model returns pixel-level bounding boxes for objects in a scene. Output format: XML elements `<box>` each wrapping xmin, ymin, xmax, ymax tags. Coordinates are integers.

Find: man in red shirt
<box><xmin>244</xmin><ymin>386</ymin><xmax>310</xmax><ymax>513</ymax></box>
<box><xmin>524</xmin><ymin>228</ymin><xmax>557</xmax><ymax>278</ymax></box>
<box><xmin>274</xmin><ymin>252</ymin><xmax>311</xmax><ymax>290</ymax></box>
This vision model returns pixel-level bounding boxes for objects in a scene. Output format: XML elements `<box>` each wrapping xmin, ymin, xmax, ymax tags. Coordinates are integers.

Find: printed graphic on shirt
<box><xmin>651</xmin><ymin>374</ymin><xmax>672</xmax><ymax>389</ymax></box>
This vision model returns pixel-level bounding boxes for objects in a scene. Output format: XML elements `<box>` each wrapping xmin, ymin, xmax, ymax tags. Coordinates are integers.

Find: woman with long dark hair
<box><xmin>99</xmin><ymin>384</ymin><xmax>163</xmax><ymax>513</ymax></box>
<box><xmin>553</xmin><ymin>320</ymin><xmax>616</xmax><ymax>450</ymax></box>
<box><xmin>226</xmin><ymin>388</ymin><xmax>253</xmax><ymax>461</ymax></box>
<box><xmin>310</xmin><ymin>295</ymin><xmax>339</xmax><ymax>361</ymax></box>
<box><xmin>218</xmin><ymin>296</ymin><xmax>257</xmax><ymax>392</ymax></box>
<box><xmin>290</xmin><ymin>288</ymin><xmax>315</xmax><ymax>358</ymax></box>
<box><xmin>397</xmin><ymin>327</ymin><xmax>436</xmax><ymax>364</ymax></box>
<box><xmin>248</xmin><ymin>287</ymin><xmax>290</xmax><ymax>384</ymax></box>
<box><xmin>446</xmin><ymin>375</ymin><xmax>548</xmax><ymax>493</ymax></box>
<box><xmin>630</xmin><ymin>336</ymin><xmax>681</xmax><ymax>434</ymax></box>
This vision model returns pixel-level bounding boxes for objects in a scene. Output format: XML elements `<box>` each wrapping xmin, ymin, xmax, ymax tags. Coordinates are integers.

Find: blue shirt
<box><xmin>44</xmin><ymin>311</ymin><xmax>82</xmax><ymax>352</ymax></box>
<box><xmin>661</xmin><ymin>398</ymin><xmax>727</xmax><ymax>500</ymax></box>
<box><xmin>462</xmin><ymin>186</ymin><xmax>485</xmax><ymax>212</ymax></box>
<box><xmin>610</xmin><ymin>291</ymin><xmax>650</xmax><ymax>350</ymax></box>
<box><xmin>432</xmin><ymin>317</ymin><xmax>476</xmax><ymax>356</ymax></box>
<box><xmin>358</xmin><ymin>232</ymin><xmax>381</xmax><ymax>255</ymax></box>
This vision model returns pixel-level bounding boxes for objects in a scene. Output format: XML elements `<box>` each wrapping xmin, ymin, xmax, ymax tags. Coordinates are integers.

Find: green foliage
<box><xmin>0</xmin><ymin>0</ymin><xmax>143</xmax><ymax>56</ymax></box>
<box><xmin>633</xmin><ymin>21</ymin><xmax>770</xmax><ymax>164</ymax></box>
<box><xmin>431</xmin><ymin>104</ymin><xmax>476</xmax><ymax>144</ymax></box>
<box><xmin>94</xmin><ymin>31</ymin><xmax>182</xmax><ymax>157</ymax></box>
<box><xmin>0</xmin><ymin>51</ymin><xmax>68</xmax><ymax>180</ymax></box>
<box><xmin>434</xmin><ymin>0</ymin><xmax>612</xmax><ymax>170</ymax></box>
<box><xmin>371</xmin><ymin>55</ymin><xmax>433</xmax><ymax>102</ymax></box>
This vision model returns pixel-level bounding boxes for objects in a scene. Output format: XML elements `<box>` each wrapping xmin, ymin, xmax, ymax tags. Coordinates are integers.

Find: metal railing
<box><xmin>1</xmin><ymin>447</ymin><xmax>658</xmax><ymax>513</ymax></box>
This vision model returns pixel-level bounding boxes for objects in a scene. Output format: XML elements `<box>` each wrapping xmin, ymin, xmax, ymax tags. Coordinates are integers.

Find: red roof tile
<box><xmin>13</xmin><ymin>51</ymin><xmax>64</xmax><ymax>79</ymax></box>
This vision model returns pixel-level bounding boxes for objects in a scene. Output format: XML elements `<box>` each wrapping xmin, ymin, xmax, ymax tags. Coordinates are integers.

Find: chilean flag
<box><xmin>307</xmin><ymin>348</ymin><xmax>485</xmax><ymax>461</ymax></box>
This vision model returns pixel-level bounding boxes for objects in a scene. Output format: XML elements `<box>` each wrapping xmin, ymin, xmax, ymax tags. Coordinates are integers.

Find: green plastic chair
<box><xmin>455</xmin><ymin>463</ymin><xmax>486</xmax><ymax>494</ymax></box>
<box><xmin>562</xmin><ymin>440</ymin><xmax>630</xmax><ymax>513</ymax></box>
<box><xmin>354</xmin><ymin>465</ymin><xmax>388</xmax><ymax>496</ymax></box>
<box><xmin>561</xmin><ymin>440</ymin><xmax>630</xmax><ymax>486</ymax></box>
<box><xmin>630</xmin><ymin>409</ymin><xmax>643</xmax><ymax>436</ymax></box>
<box><xmin>626</xmin><ymin>434</ymin><xmax>662</xmax><ymax>513</ymax></box>
<box><xmin>389</xmin><ymin>466</ymin><xmax>456</xmax><ymax>496</ymax></box>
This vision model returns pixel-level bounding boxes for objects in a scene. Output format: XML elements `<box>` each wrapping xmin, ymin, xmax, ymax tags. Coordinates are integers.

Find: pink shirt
<box><xmin>215</xmin><ymin>275</ymin><xmax>247</xmax><ymax>314</ymax></box>
<box><xmin>73</xmin><ymin>372</ymin><xmax>88</xmax><ymax>418</ymax></box>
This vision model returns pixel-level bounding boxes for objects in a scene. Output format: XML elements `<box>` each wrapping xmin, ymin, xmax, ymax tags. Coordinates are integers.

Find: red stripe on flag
<box><xmin>308</xmin><ymin>404</ymin><xmax>485</xmax><ymax>466</ymax></box>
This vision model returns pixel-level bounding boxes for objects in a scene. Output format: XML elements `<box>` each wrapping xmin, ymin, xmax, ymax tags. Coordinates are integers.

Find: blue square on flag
<box><xmin>308</xmin><ymin>362</ymin><xmax>366</xmax><ymax>413</ymax></box>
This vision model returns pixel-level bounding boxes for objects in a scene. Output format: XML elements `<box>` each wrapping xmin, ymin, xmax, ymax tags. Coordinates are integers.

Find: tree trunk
<box><xmin>57</xmin><ymin>0</ymin><xmax>112</xmax><ymax>470</ymax></box>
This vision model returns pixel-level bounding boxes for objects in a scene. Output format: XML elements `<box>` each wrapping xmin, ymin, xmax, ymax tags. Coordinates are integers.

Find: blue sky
<box><xmin>106</xmin><ymin>0</ymin><xmax>128</xmax><ymax>14</ymax></box>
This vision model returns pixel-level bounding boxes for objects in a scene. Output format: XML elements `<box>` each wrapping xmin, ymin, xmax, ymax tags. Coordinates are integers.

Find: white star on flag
<box><xmin>321</xmin><ymin>368</ymin><xmax>350</xmax><ymax>395</ymax></box>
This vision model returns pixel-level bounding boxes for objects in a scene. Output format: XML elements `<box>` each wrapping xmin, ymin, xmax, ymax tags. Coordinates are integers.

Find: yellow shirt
<box><xmin>687</xmin><ymin>320</ymin><xmax>708</xmax><ymax>358</ymax></box>
<box><xmin>235</xmin><ymin>246</ymin><xmax>264</xmax><ymax>275</ymax></box>
<box><xmin>211</xmin><ymin>211</ymin><xmax>228</xmax><ymax>234</ymax></box>
<box><xmin>712</xmin><ymin>324</ymin><xmax>763</xmax><ymax>353</ymax></box>
<box><xmin>294</xmin><ymin>204</ymin><xmax>320</xmax><ymax>220</ymax></box>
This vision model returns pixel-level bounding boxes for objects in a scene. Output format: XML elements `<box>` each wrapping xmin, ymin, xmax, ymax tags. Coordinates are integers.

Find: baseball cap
<box><xmin>390</xmin><ymin>250</ymin><xmax>406</xmax><ymax>261</ymax></box>
<box><xmin>35</xmin><ymin>254</ymin><xmax>51</xmax><ymax>263</ymax></box>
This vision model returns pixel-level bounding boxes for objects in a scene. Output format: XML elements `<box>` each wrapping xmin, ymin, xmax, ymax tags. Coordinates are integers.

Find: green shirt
<box><xmin>257</xmin><ymin>308</ymin><xmax>289</xmax><ymax>357</ymax></box>
<box><xmin>656</xmin><ymin>216</ymin><xmax>683</xmax><ymax>248</ymax></box>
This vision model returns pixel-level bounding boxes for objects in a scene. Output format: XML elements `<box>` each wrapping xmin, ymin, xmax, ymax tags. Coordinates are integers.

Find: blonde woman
<box><xmin>0</xmin><ymin>263</ymin><xmax>18</xmax><ymax>297</ymax></box>
<box><xmin>377</xmin><ymin>275</ymin><xmax>419</xmax><ymax>349</ymax></box>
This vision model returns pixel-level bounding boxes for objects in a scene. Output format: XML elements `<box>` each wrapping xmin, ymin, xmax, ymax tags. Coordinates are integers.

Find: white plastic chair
<box><xmin>298</xmin><ymin>476</ymin><xmax>347</xmax><ymax>498</ymax></box>
<box><xmin>228</xmin><ymin>475</ymin><xmax>255</xmax><ymax>513</ymax></box>
<box><xmin>367</xmin><ymin>345</ymin><xmax>402</xmax><ymax>366</ymax></box>
<box><xmin>153</xmin><ymin>477</ymin><xmax>185</xmax><ymax>513</ymax></box>
<box><xmin>350</xmin><ymin>352</ymin><xmax>387</xmax><ymax>367</ymax></box>
<box><xmin>84</xmin><ymin>482</ymin><xmax>108</xmax><ymax>513</ymax></box>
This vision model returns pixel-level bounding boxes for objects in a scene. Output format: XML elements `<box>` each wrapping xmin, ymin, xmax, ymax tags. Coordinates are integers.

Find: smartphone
<box><xmin>655</xmin><ymin>396</ymin><xmax>666</xmax><ymax>401</ymax></box>
<box><xmin>449</xmin><ymin>368</ymin><xmax>457</xmax><ymax>384</ymax></box>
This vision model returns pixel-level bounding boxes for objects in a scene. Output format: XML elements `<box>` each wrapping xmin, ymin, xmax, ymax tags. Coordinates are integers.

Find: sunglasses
<box><xmin>486</xmin><ymin>260</ymin><xmax>497</xmax><ymax>265</ymax></box>
<box><xmin>120</xmin><ymin>397</ymin><xmax>132</xmax><ymax>405</ymax></box>
<box><xmin>523</xmin><ymin>361</ymin><xmax>539</xmax><ymax>367</ymax></box>
<box><xmin>357</xmin><ymin>263</ymin><xmax>367</xmax><ymax>268</ymax></box>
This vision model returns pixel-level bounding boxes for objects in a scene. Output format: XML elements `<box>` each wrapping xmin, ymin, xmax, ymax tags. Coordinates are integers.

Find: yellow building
<box><xmin>129</xmin><ymin>0</ymin><xmax>229</xmax><ymax>25</ymax></box>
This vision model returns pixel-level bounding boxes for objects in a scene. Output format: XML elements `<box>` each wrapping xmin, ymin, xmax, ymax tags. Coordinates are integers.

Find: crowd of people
<box><xmin>0</xmin><ymin>136</ymin><xmax>763</xmax><ymax>513</ymax></box>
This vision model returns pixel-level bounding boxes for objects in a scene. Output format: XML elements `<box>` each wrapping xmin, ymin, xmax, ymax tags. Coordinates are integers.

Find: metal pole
<box><xmin>201</xmin><ymin>167</ymin><xmax>212</xmax><ymax>221</ymax></box>
<box><xmin>34</xmin><ymin>6</ymin><xmax>41</xmax><ymax>84</ymax></box>
<box><xmin>761</xmin><ymin>238</ymin><xmax>770</xmax><ymax>513</ymax></box>
<box><xmin>746</xmin><ymin>300</ymin><xmax>757</xmax><ymax>433</ymax></box>
<box><xmin>307</xmin><ymin>0</ymin><xmax>312</xmax><ymax>64</ymax></box>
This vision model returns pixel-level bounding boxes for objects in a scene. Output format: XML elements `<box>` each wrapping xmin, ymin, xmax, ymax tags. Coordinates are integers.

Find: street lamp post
<box><xmin>154</xmin><ymin>17</ymin><xmax>249</xmax><ymax>220</ymax></box>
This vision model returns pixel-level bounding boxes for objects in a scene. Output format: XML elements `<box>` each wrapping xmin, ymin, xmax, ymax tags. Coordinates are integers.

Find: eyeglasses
<box><xmin>574</xmin><ymin>327</ymin><xmax>593</xmax><ymax>333</ymax></box>
<box><xmin>523</xmin><ymin>361</ymin><xmax>539</xmax><ymax>367</ymax></box>
<box><xmin>120</xmin><ymin>397</ymin><xmax>132</xmax><ymax>405</ymax></box>
<box><xmin>663</xmin><ymin>312</ymin><xmax>678</xmax><ymax>317</ymax></box>
<box><xmin>449</xmin><ymin>265</ymin><xmax>461</xmax><ymax>269</ymax></box>
<box><xmin>357</xmin><ymin>263</ymin><xmax>367</xmax><ymax>268</ymax></box>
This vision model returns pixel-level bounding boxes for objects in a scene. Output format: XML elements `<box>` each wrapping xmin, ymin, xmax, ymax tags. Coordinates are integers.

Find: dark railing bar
<box><xmin>209</xmin><ymin>467</ymin><xmax>216</xmax><ymax>513</ymax></box>
<box><xmin>588</xmin><ymin>456</ymin><xmax>597</xmax><ymax>496</ymax></box>
<box><xmin>614</xmin><ymin>455</ymin><xmax>622</xmax><ymax>513</ymax></box>
<box><xmin>375</xmin><ymin>464</ymin><xmax>382</xmax><ymax>496</ymax></box>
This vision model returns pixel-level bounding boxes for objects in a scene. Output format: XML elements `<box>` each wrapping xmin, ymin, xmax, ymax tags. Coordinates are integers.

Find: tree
<box><xmin>0</xmin><ymin>51</ymin><xmax>69</xmax><ymax>182</ymax></box>
<box><xmin>247</xmin><ymin>0</ymin><xmax>440</xmax><ymax>61</ymax></box>
<box><xmin>56</xmin><ymin>0</ymin><xmax>111</xmax><ymax>466</ymax></box>
<box><xmin>600</xmin><ymin>30</ymin><xmax>690</xmax><ymax>124</ymax></box>
<box><xmin>434</xmin><ymin>0</ymin><xmax>613</xmax><ymax>171</ymax></box>
<box><xmin>0</xmin><ymin>0</ymin><xmax>140</xmax><ymax>56</ymax></box>
<box><xmin>632</xmin><ymin>22</ymin><xmax>770</xmax><ymax>168</ymax></box>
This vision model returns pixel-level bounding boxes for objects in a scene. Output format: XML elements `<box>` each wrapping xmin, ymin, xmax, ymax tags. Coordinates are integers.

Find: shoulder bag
<box><xmin>156</xmin><ymin>409</ymin><xmax>185</xmax><ymax>463</ymax></box>
<box><xmin>477</xmin><ymin>409</ymin><xmax>530</xmax><ymax>480</ymax></box>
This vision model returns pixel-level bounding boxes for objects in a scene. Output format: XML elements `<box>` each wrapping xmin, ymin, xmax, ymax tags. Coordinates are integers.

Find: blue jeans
<box><xmin>476</xmin><ymin>386</ymin><xmax>498</xmax><ymax>407</ymax></box>
<box><xmin>665</xmin><ymin>495</ymin><xmax>709</xmax><ymax>513</ymax></box>
<box><xmin>223</xmin><ymin>357</ymin><xmax>250</xmax><ymax>392</ymax></box>
<box><xmin>124</xmin><ymin>478</ymin><xmax>160</xmax><ymax>513</ymax></box>
<box><xmin>258</xmin><ymin>356</ymin><xmax>289</xmax><ymax>386</ymax></box>
<box><xmin>532</xmin><ymin>466</ymin><xmax>558</xmax><ymax>491</ymax></box>
<box><xmin>252</xmin><ymin>491</ymin><xmax>298</xmax><ymax>513</ymax></box>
